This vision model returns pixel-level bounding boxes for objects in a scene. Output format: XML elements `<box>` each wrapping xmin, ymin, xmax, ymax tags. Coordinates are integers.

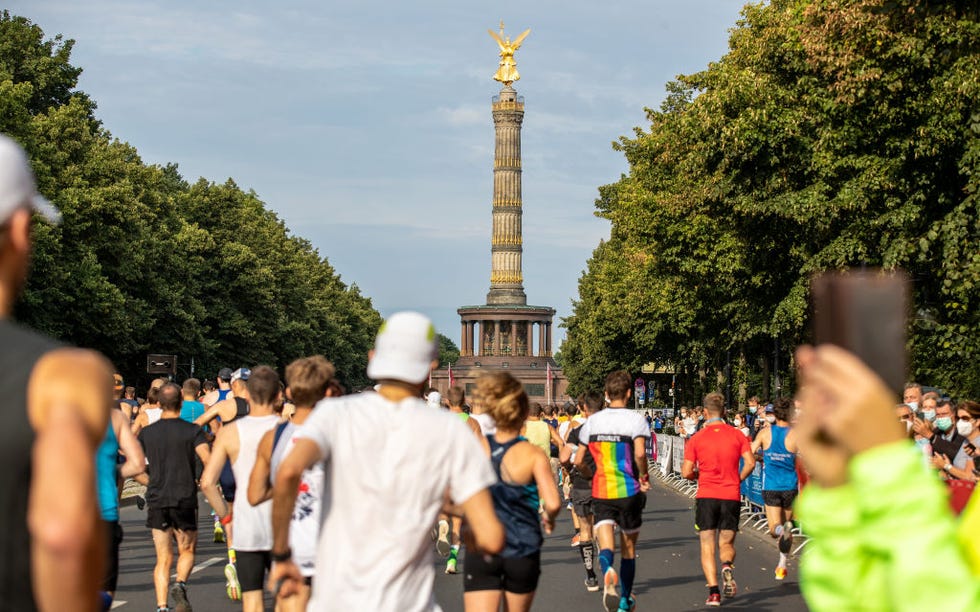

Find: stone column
<box><xmin>487</xmin><ymin>85</ymin><xmax>527</xmax><ymax>306</ymax></box>
<box><xmin>537</xmin><ymin>321</ymin><xmax>545</xmax><ymax>357</ymax></box>
<box><xmin>545</xmin><ymin>322</ymin><xmax>552</xmax><ymax>356</ymax></box>
<box><xmin>493</xmin><ymin>320</ymin><xmax>502</xmax><ymax>356</ymax></box>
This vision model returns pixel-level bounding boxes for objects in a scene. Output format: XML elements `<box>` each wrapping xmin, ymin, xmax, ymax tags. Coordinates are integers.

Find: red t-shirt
<box><xmin>683</xmin><ymin>421</ymin><xmax>750</xmax><ymax>501</ymax></box>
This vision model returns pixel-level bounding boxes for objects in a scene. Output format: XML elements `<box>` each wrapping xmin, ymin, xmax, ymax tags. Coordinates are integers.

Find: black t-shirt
<box><xmin>567</xmin><ymin>424</ymin><xmax>596</xmax><ymax>491</ymax></box>
<box><xmin>138</xmin><ymin>418</ymin><xmax>207</xmax><ymax>508</ymax></box>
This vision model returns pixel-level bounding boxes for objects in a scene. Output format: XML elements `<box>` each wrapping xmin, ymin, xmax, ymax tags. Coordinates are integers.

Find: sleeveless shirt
<box><xmin>523</xmin><ymin>420</ymin><xmax>551</xmax><ymax>456</ymax></box>
<box><xmin>96</xmin><ymin>421</ymin><xmax>120</xmax><ymax>521</ymax></box>
<box><xmin>0</xmin><ymin>320</ymin><xmax>61</xmax><ymax>611</ymax></box>
<box><xmin>270</xmin><ymin>421</ymin><xmax>324</xmax><ymax>577</ymax></box>
<box><xmin>489</xmin><ymin>436</ymin><xmax>542</xmax><ymax>558</ymax></box>
<box><xmin>231</xmin><ymin>414</ymin><xmax>279</xmax><ymax>551</ymax></box>
<box><xmin>763</xmin><ymin>424</ymin><xmax>799</xmax><ymax>491</ymax></box>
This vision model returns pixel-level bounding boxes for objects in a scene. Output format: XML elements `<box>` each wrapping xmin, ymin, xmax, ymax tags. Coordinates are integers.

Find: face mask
<box><xmin>906</xmin><ymin>401</ymin><xmax>919</xmax><ymax>412</ymax></box>
<box><xmin>906</xmin><ymin>420</ymin><xmax>913</xmax><ymax>433</ymax></box>
<box><xmin>922</xmin><ymin>409</ymin><xmax>936</xmax><ymax>422</ymax></box>
<box><xmin>765</xmin><ymin>415</ymin><xmax>776</xmax><ymax>424</ymax></box>
<box><xmin>934</xmin><ymin>416</ymin><xmax>953</xmax><ymax>432</ymax></box>
<box><xmin>956</xmin><ymin>420</ymin><xmax>973</xmax><ymax>437</ymax></box>
<box><xmin>733</xmin><ymin>419</ymin><xmax>742</xmax><ymax>427</ymax></box>
<box><xmin>915</xmin><ymin>437</ymin><xmax>930</xmax><ymax>449</ymax></box>
<box><xmin>748</xmin><ymin>406</ymin><xmax>758</xmax><ymax>414</ymax></box>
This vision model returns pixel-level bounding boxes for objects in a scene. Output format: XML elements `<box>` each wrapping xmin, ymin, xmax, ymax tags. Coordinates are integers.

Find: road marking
<box><xmin>170</xmin><ymin>555</ymin><xmax>225</xmax><ymax>579</ymax></box>
<box><xmin>111</xmin><ymin>601</ymin><xmax>127</xmax><ymax>609</ymax></box>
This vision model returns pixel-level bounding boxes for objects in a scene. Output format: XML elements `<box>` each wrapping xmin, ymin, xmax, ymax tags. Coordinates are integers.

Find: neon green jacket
<box><xmin>797</xmin><ymin>440</ymin><xmax>980</xmax><ymax>610</ymax></box>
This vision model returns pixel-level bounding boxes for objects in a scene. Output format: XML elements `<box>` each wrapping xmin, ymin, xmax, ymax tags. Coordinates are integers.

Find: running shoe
<box><xmin>224</xmin><ymin>563</ymin><xmax>241</xmax><ymax>601</ymax></box>
<box><xmin>706</xmin><ymin>592</ymin><xmax>722</xmax><ymax>607</ymax></box>
<box><xmin>779</xmin><ymin>520</ymin><xmax>794</xmax><ymax>554</ymax></box>
<box><xmin>602</xmin><ymin>568</ymin><xmax>620</xmax><ymax>612</ymax></box>
<box><xmin>213</xmin><ymin>523</ymin><xmax>225</xmax><ymax>544</ymax></box>
<box><xmin>570</xmin><ymin>533</ymin><xmax>580</xmax><ymax>547</ymax></box>
<box><xmin>170</xmin><ymin>583</ymin><xmax>192</xmax><ymax>612</ymax></box>
<box><xmin>445</xmin><ymin>558</ymin><xmax>458</xmax><ymax>574</ymax></box>
<box><xmin>618</xmin><ymin>595</ymin><xmax>636</xmax><ymax>611</ymax></box>
<box><xmin>721</xmin><ymin>565</ymin><xmax>737</xmax><ymax>599</ymax></box>
<box><xmin>585</xmin><ymin>575</ymin><xmax>599</xmax><ymax>592</ymax></box>
<box><xmin>135</xmin><ymin>495</ymin><xmax>146</xmax><ymax>510</ymax></box>
<box><xmin>775</xmin><ymin>566</ymin><xmax>787</xmax><ymax>581</ymax></box>
<box><xmin>436</xmin><ymin>521</ymin><xmax>451</xmax><ymax>558</ymax></box>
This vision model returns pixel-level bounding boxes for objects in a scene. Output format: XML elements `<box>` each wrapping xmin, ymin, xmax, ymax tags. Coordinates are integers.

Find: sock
<box><xmin>709</xmin><ymin>585</ymin><xmax>720</xmax><ymax>596</ymax></box>
<box><xmin>599</xmin><ymin>548</ymin><xmax>614</xmax><ymax>576</ymax></box>
<box><xmin>99</xmin><ymin>591</ymin><xmax>113</xmax><ymax>612</ymax></box>
<box><xmin>774</xmin><ymin>524</ymin><xmax>783</xmax><ymax>537</ymax></box>
<box><xmin>449</xmin><ymin>545</ymin><xmax>459</xmax><ymax>561</ymax></box>
<box><xmin>778</xmin><ymin>552</ymin><xmax>787</xmax><ymax>568</ymax></box>
<box><xmin>579</xmin><ymin>541</ymin><xmax>595</xmax><ymax>571</ymax></box>
<box><xmin>722</xmin><ymin>560</ymin><xmax>733</xmax><ymax>569</ymax></box>
<box><xmin>620</xmin><ymin>558</ymin><xmax>636</xmax><ymax>597</ymax></box>
<box><xmin>176</xmin><ymin>581</ymin><xmax>187</xmax><ymax>589</ymax></box>
<box><xmin>228</xmin><ymin>548</ymin><xmax>236</xmax><ymax>564</ymax></box>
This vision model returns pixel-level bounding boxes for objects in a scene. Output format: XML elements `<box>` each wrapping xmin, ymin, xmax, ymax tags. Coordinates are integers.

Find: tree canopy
<box><xmin>562</xmin><ymin>0</ymin><xmax>980</xmax><ymax>400</ymax></box>
<box><xmin>1</xmin><ymin>11</ymin><xmax>383</xmax><ymax>390</ymax></box>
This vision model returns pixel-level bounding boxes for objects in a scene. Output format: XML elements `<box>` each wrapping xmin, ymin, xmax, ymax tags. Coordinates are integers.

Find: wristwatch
<box><xmin>943</xmin><ymin>463</ymin><xmax>953</xmax><ymax>473</ymax></box>
<box><xmin>272</xmin><ymin>548</ymin><xmax>292</xmax><ymax>563</ymax></box>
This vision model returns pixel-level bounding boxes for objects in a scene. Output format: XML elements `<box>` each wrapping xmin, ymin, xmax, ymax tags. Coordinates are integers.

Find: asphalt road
<box><xmin>113</xmin><ymin>480</ymin><xmax>808</xmax><ymax>611</ymax></box>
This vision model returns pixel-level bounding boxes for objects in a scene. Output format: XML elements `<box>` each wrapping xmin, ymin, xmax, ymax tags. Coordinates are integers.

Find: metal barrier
<box><xmin>651</xmin><ymin>434</ymin><xmax>809</xmax><ymax>555</ymax></box>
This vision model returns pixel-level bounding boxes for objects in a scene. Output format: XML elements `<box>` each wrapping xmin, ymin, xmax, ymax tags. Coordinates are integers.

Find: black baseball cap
<box><xmin>217</xmin><ymin>367</ymin><xmax>233</xmax><ymax>381</ymax></box>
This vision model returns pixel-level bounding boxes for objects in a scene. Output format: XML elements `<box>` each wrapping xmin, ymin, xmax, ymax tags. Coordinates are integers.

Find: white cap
<box><xmin>231</xmin><ymin>367</ymin><xmax>251</xmax><ymax>382</ymax></box>
<box><xmin>427</xmin><ymin>391</ymin><xmax>442</xmax><ymax>408</ymax></box>
<box><xmin>0</xmin><ymin>135</ymin><xmax>60</xmax><ymax>225</ymax></box>
<box><xmin>366</xmin><ymin>311</ymin><xmax>438</xmax><ymax>384</ymax></box>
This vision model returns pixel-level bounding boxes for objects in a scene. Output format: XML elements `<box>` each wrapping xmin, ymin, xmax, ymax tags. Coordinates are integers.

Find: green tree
<box><xmin>436</xmin><ymin>333</ymin><xmax>460</xmax><ymax>367</ymax></box>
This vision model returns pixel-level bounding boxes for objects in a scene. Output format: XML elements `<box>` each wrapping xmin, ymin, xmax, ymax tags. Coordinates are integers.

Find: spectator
<box><xmin>732</xmin><ymin>411</ymin><xmax>751</xmax><ymax>439</ymax></box>
<box><xmin>931</xmin><ymin>399</ymin><xmax>971</xmax><ymax>476</ymax></box>
<box><xmin>939</xmin><ymin>400</ymin><xmax>980</xmax><ymax>482</ymax></box>
<box><xmin>793</xmin><ymin>344</ymin><xmax>980</xmax><ymax>609</ymax></box>
<box><xmin>903</xmin><ymin>382</ymin><xmax>923</xmax><ymax>414</ymax></box>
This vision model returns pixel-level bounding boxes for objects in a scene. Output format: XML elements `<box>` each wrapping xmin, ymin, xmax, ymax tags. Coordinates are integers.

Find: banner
<box><xmin>672</xmin><ymin>436</ymin><xmax>686</xmax><ymax>474</ymax></box>
<box><xmin>739</xmin><ymin>459</ymin><xmax>765</xmax><ymax>507</ymax></box>
<box><xmin>658</xmin><ymin>436</ymin><xmax>673</xmax><ymax>476</ymax></box>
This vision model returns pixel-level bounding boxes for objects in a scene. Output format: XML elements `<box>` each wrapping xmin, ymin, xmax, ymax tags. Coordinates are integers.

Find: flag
<box><xmin>428</xmin><ymin>368</ymin><xmax>432</xmax><ymax>389</ymax></box>
<box><xmin>546</xmin><ymin>362</ymin><xmax>552</xmax><ymax>404</ymax></box>
<box><xmin>448</xmin><ymin>362</ymin><xmax>454</xmax><ymax>387</ymax></box>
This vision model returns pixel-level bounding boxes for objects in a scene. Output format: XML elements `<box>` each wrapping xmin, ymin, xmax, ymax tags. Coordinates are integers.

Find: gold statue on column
<box><xmin>488</xmin><ymin>21</ymin><xmax>530</xmax><ymax>85</ymax></box>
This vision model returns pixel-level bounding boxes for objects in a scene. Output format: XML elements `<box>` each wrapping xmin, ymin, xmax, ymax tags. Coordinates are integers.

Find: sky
<box><xmin>10</xmin><ymin>0</ymin><xmax>747</xmax><ymax>350</ymax></box>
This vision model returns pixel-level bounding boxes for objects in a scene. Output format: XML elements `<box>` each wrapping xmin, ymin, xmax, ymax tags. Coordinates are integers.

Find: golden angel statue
<box><xmin>488</xmin><ymin>22</ymin><xmax>530</xmax><ymax>85</ymax></box>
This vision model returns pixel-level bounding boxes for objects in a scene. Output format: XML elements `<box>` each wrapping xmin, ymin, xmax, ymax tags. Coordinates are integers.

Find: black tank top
<box><xmin>224</xmin><ymin>397</ymin><xmax>250</xmax><ymax>425</ymax></box>
<box><xmin>0</xmin><ymin>320</ymin><xmax>62</xmax><ymax>611</ymax></box>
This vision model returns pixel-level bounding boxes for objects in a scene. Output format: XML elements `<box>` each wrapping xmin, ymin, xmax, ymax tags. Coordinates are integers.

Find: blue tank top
<box><xmin>763</xmin><ymin>425</ymin><xmax>798</xmax><ymax>492</ymax></box>
<box><xmin>489</xmin><ymin>436</ymin><xmax>542</xmax><ymax>558</ymax></box>
<box><xmin>96</xmin><ymin>421</ymin><xmax>120</xmax><ymax>521</ymax></box>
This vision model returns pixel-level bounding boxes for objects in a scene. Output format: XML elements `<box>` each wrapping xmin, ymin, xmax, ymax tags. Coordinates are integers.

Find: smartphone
<box><xmin>810</xmin><ymin>269</ymin><xmax>909</xmax><ymax>394</ymax></box>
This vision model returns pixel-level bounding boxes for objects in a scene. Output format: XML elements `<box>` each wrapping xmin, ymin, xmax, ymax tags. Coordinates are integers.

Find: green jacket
<box><xmin>797</xmin><ymin>440</ymin><xmax>980</xmax><ymax>610</ymax></box>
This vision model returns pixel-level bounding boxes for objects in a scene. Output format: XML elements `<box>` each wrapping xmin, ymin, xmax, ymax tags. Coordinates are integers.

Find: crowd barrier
<box><xmin>652</xmin><ymin>434</ymin><xmax>808</xmax><ymax>555</ymax></box>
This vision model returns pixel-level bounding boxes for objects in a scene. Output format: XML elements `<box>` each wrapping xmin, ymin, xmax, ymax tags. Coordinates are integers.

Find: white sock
<box><xmin>778</xmin><ymin>552</ymin><xmax>787</xmax><ymax>568</ymax></box>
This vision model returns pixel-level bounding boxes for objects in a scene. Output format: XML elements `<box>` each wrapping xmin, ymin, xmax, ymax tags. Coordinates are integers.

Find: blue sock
<box><xmin>621</xmin><ymin>557</ymin><xmax>636</xmax><ymax>597</ymax></box>
<box><xmin>599</xmin><ymin>549</ymin><xmax>614</xmax><ymax>576</ymax></box>
<box><xmin>98</xmin><ymin>591</ymin><xmax>113</xmax><ymax>612</ymax></box>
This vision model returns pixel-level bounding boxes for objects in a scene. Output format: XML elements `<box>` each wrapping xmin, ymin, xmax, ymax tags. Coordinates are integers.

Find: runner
<box><xmin>681</xmin><ymin>392</ymin><xmax>756</xmax><ymax>607</ymax></box>
<box><xmin>179</xmin><ymin>378</ymin><xmax>206</xmax><ymax>424</ymax></box>
<box><xmin>247</xmin><ymin>355</ymin><xmax>336</xmax><ymax>612</ymax></box>
<box><xmin>96</xmin><ymin>407</ymin><xmax>145</xmax><ymax>610</ymax></box>
<box><xmin>200</xmin><ymin>367</ymin><xmax>234</xmax><ymax>407</ymax></box>
<box><xmin>137</xmin><ymin>382</ymin><xmax>211</xmax><ymax>612</ymax></box>
<box><xmin>201</xmin><ymin>366</ymin><xmax>281</xmax><ymax>612</ymax></box>
<box><xmin>573</xmin><ymin>371</ymin><xmax>651</xmax><ymax>612</ymax></box>
<box><xmin>463</xmin><ymin>372</ymin><xmax>561</xmax><ymax>612</ymax></box>
<box><xmin>196</xmin><ymin>367</ymin><xmax>252</xmax><ymax>595</ymax></box>
<box><xmin>0</xmin><ymin>134</ymin><xmax>113</xmax><ymax>611</ymax></box>
<box><xmin>439</xmin><ymin>385</ymin><xmax>489</xmax><ymax>574</ymax></box>
<box><xmin>132</xmin><ymin>385</ymin><xmax>163</xmax><ymax>436</ymax></box>
<box><xmin>750</xmin><ymin>397</ymin><xmax>799</xmax><ymax>581</ymax></box>
<box><xmin>560</xmin><ymin>390</ymin><xmax>604</xmax><ymax>592</ymax></box>
<box><xmin>267</xmin><ymin>311</ymin><xmax>504</xmax><ymax>610</ymax></box>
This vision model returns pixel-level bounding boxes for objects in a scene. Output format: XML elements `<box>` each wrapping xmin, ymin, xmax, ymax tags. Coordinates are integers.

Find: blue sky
<box><xmin>11</xmin><ymin>0</ymin><xmax>746</xmax><ymax>349</ymax></box>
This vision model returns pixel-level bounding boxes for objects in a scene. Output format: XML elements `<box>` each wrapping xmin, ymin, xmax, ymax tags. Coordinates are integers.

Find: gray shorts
<box><xmin>571</xmin><ymin>487</ymin><xmax>593</xmax><ymax>518</ymax></box>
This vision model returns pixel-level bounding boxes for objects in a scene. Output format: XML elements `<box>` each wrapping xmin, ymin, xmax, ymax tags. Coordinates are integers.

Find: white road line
<box><xmin>110</xmin><ymin>601</ymin><xmax>127</xmax><ymax>609</ymax></box>
<box><xmin>170</xmin><ymin>555</ymin><xmax>225</xmax><ymax>579</ymax></box>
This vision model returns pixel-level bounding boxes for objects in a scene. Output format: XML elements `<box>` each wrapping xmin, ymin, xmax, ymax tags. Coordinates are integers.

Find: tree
<box><xmin>436</xmin><ymin>333</ymin><xmax>460</xmax><ymax>367</ymax></box>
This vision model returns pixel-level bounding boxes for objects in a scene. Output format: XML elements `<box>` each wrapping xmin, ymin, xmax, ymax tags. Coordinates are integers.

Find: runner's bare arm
<box><xmin>633</xmin><ymin>436</ymin><xmax>650</xmax><ymax>491</ymax></box>
<box><xmin>549</xmin><ymin>424</ymin><xmax>565</xmax><ymax>449</ymax></box>
<box><xmin>739</xmin><ymin>449</ymin><xmax>756</xmax><ymax>482</ymax></box>
<box><xmin>533</xmin><ymin>448</ymin><xmax>562</xmax><ymax>530</ymax></box>
<box><xmin>113</xmin><ymin>409</ymin><xmax>145</xmax><ymax>478</ymax></box>
<box><xmin>194</xmin><ymin>398</ymin><xmax>232</xmax><ymax>427</ymax></box>
<box><xmin>460</xmin><ymin>488</ymin><xmax>505</xmax><ymax>554</ymax></box>
<box><xmin>27</xmin><ymin>348</ymin><xmax>112</xmax><ymax>612</ymax></box>
<box><xmin>572</xmin><ymin>439</ymin><xmax>593</xmax><ymax>478</ymax></box>
<box><xmin>248</xmin><ymin>429</ymin><xmax>276</xmax><ymax>506</ymax></box>
<box><xmin>751</xmin><ymin>428</ymin><xmax>769</xmax><ymax>454</ymax></box>
<box><xmin>200</xmin><ymin>427</ymin><xmax>231</xmax><ymax>518</ymax></box>
<box><xmin>681</xmin><ymin>459</ymin><xmax>697</xmax><ymax>480</ymax></box>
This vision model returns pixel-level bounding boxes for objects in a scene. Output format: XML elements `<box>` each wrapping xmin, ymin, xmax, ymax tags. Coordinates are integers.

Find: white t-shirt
<box><xmin>296</xmin><ymin>391</ymin><xmax>497</xmax><ymax>611</ymax></box>
<box><xmin>270</xmin><ymin>421</ymin><xmax>323</xmax><ymax>577</ymax></box>
<box><xmin>470</xmin><ymin>412</ymin><xmax>496</xmax><ymax>437</ymax></box>
<box><xmin>576</xmin><ymin>408</ymin><xmax>650</xmax><ymax>499</ymax></box>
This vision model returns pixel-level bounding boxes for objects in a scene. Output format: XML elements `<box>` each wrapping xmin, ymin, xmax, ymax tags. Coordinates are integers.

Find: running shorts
<box><xmin>102</xmin><ymin>520</ymin><xmax>123</xmax><ymax>592</ymax></box>
<box><xmin>694</xmin><ymin>498</ymin><xmax>741</xmax><ymax>532</ymax></box>
<box><xmin>463</xmin><ymin>549</ymin><xmax>541</xmax><ymax>594</ymax></box>
<box><xmin>762</xmin><ymin>489</ymin><xmax>798</xmax><ymax>509</ymax></box>
<box><xmin>571</xmin><ymin>487</ymin><xmax>593</xmax><ymax>519</ymax></box>
<box><xmin>237</xmin><ymin>550</ymin><xmax>271</xmax><ymax>592</ymax></box>
<box><xmin>593</xmin><ymin>493</ymin><xmax>646</xmax><ymax>533</ymax></box>
<box><xmin>146</xmin><ymin>504</ymin><xmax>198</xmax><ymax>532</ymax></box>
<box><xmin>219</xmin><ymin>459</ymin><xmax>236</xmax><ymax>502</ymax></box>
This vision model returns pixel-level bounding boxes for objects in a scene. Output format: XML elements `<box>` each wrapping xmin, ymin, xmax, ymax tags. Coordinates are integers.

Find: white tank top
<box><xmin>471</xmin><ymin>412</ymin><xmax>496</xmax><ymax>436</ymax></box>
<box><xmin>145</xmin><ymin>407</ymin><xmax>162</xmax><ymax>425</ymax></box>
<box><xmin>270</xmin><ymin>421</ymin><xmax>324</xmax><ymax>577</ymax></box>
<box><xmin>232</xmin><ymin>415</ymin><xmax>279</xmax><ymax>551</ymax></box>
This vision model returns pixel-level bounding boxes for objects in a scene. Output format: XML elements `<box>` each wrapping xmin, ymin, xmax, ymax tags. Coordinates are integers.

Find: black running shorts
<box><xmin>592</xmin><ymin>493</ymin><xmax>646</xmax><ymax>533</ymax></box>
<box><xmin>463</xmin><ymin>550</ymin><xmax>541</xmax><ymax>594</ymax></box>
<box><xmin>219</xmin><ymin>459</ymin><xmax>236</xmax><ymax>502</ymax></box>
<box><xmin>762</xmin><ymin>489</ymin><xmax>798</xmax><ymax>509</ymax></box>
<box><xmin>695</xmin><ymin>498</ymin><xmax>741</xmax><ymax>532</ymax></box>
<box><xmin>102</xmin><ymin>520</ymin><xmax>123</xmax><ymax>592</ymax></box>
<box><xmin>571</xmin><ymin>487</ymin><xmax>593</xmax><ymax>519</ymax></box>
<box><xmin>146</xmin><ymin>504</ymin><xmax>198</xmax><ymax>532</ymax></box>
<box><xmin>237</xmin><ymin>550</ymin><xmax>271</xmax><ymax>592</ymax></box>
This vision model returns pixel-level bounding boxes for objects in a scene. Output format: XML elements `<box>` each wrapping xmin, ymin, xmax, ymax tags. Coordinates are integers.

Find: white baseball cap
<box><xmin>366</xmin><ymin>311</ymin><xmax>438</xmax><ymax>384</ymax></box>
<box><xmin>427</xmin><ymin>391</ymin><xmax>442</xmax><ymax>408</ymax></box>
<box><xmin>0</xmin><ymin>134</ymin><xmax>60</xmax><ymax>225</ymax></box>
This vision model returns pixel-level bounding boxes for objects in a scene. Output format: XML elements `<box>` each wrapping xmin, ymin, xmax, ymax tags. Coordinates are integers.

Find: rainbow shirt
<box><xmin>577</xmin><ymin>408</ymin><xmax>651</xmax><ymax>500</ymax></box>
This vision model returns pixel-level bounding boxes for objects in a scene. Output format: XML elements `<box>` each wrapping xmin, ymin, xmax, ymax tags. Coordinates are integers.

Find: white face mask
<box><xmin>906</xmin><ymin>420</ymin><xmax>914</xmax><ymax>433</ymax></box>
<box><xmin>906</xmin><ymin>401</ymin><xmax>919</xmax><ymax>412</ymax></box>
<box><xmin>956</xmin><ymin>419</ymin><xmax>974</xmax><ymax>438</ymax></box>
<box><xmin>733</xmin><ymin>418</ymin><xmax>742</xmax><ymax>427</ymax></box>
<box><xmin>765</xmin><ymin>415</ymin><xmax>776</xmax><ymax>424</ymax></box>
